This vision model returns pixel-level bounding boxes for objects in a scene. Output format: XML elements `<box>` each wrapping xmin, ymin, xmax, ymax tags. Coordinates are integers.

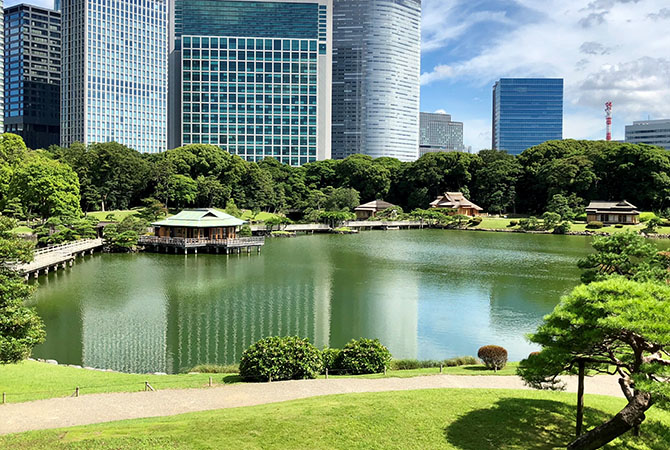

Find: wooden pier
<box><xmin>10</xmin><ymin>238</ymin><xmax>104</xmax><ymax>279</ymax></box>
<box><xmin>138</xmin><ymin>236</ymin><xmax>265</xmax><ymax>255</ymax></box>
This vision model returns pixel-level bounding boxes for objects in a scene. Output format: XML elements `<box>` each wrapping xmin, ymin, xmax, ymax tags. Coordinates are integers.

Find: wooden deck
<box><xmin>9</xmin><ymin>238</ymin><xmax>104</xmax><ymax>278</ymax></box>
<box><xmin>138</xmin><ymin>236</ymin><xmax>265</xmax><ymax>254</ymax></box>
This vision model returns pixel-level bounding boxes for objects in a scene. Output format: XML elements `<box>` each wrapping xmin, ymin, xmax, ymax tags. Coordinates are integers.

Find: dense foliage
<box><xmin>239</xmin><ymin>336</ymin><xmax>323</xmax><ymax>382</ymax></box>
<box><xmin>477</xmin><ymin>345</ymin><xmax>508</xmax><ymax>371</ymax></box>
<box><xmin>0</xmin><ymin>216</ymin><xmax>45</xmax><ymax>363</ymax></box>
<box><xmin>336</xmin><ymin>338</ymin><xmax>392</xmax><ymax>375</ymax></box>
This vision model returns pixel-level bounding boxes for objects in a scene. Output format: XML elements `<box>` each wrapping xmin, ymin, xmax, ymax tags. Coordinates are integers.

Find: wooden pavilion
<box><xmin>429</xmin><ymin>192</ymin><xmax>483</xmax><ymax>217</ymax></box>
<box><xmin>354</xmin><ymin>200</ymin><xmax>396</xmax><ymax>220</ymax></box>
<box><xmin>139</xmin><ymin>208</ymin><xmax>264</xmax><ymax>254</ymax></box>
<box><xmin>586</xmin><ymin>201</ymin><xmax>640</xmax><ymax>225</ymax></box>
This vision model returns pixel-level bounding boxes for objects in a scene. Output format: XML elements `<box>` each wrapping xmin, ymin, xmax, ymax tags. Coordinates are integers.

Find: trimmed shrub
<box><xmin>640</xmin><ymin>212</ymin><xmax>658</xmax><ymax>223</ymax></box>
<box><xmin>508</xmin><ymin>220</ymin><xmax>518</xmax><ymax>227</ymax></box>
<box><xmin>519</xmin><ymin>217</ymin><xmax>540</xmax><ymax>231</ymax></box>
<box><xmin>239</xmin><ymin>336</ymin><xmax>322</xmax><ymax>382</ymax></box>
<box><xmin>615</xmin><ymin>224</ymin><xmax>624</xmax><ymax>229</ymax></box>
<box><xmin>586</xmin><ymin>221</ymin><xmax>604</xmax><ymax>229</ymax></box>
<box><xmin>477</xmin><ymin>345</ymin><xmax>508</xmax><ymax>371</ymax></box>
<box><xmin>321</xmin><ymin>347</ymin><xmax>341</xmax><ymax>373</ymax></box>
<box><xmin>553</xmin><ymin>221</ymin><xmax>571</xmax><ymax>235</ymax></box>
<box><xmin>189</xmin><ymin>364</ymin><xmax>239</xmax><ymax>374</ymax></box>
<box><xmin>338</xmin><ymin>338</ymin><xmax>392</xmax><ymax>375</ymax></box>
<box><xmin>468</xmin><ymin>216</ymin><xmax>483</xmax><ymax>227</ymax></box>
<box><xmin>239</xmin><ymin>224</ymin><xmax>252</xmax><ymax>237</ymax></box>
<box><xmin>574</xmin><ymin>212</ymin><xmax>587</xmax><ymax>222</ymax></box>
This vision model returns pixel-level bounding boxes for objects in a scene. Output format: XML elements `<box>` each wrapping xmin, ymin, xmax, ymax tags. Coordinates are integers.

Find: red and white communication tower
<box><xmin>605</xmin><ymin>102</ymin><xmax>613</xmax><ymax>141</ymax></box>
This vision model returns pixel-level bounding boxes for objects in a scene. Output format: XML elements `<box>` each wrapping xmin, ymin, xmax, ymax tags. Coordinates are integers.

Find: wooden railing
<box><xmin>33</xmin><ymin>239</ymin><xmax>103</xmax><ymax>256</ymax></box>
<box><xmin>138</xmin><ymin>236</ymin><xmax>265</xmax><ymax>247</ymax></box>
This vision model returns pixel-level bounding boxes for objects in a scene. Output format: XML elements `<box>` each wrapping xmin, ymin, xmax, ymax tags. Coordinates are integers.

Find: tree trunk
<box><xmin>567</xmin><ymin>392</ymin><xmax>652</xmax><ymax>450</ymax></box>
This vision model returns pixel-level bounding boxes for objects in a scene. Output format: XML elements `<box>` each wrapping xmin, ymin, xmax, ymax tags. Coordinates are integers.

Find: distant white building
<box><xmin>419</xmin><ymin>112</ymin><xmax>464</xmax><ymax>156</ymax></box>
<box><xmin>625</xmin><ymin>119</ymin><xmax>670</xmax><ymax>150</ymax></box>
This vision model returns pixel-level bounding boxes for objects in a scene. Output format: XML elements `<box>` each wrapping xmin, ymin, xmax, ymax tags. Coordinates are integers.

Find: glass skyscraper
<box><xmin>61</xmin><ymin>0</ymin><xmax>168</xmax><ymax>153</ymax></box>
<box><xmin>169</xmin><ymin>0</ymin><xmax>332</xmax><ymax>166</ymax></box>
<box><xmin>331</xmin><ymin>0</ymin><xmax>421</xmax><ymax>162</ymax></box>
<box><xmin>4</xmin><ymin>4</ymin><xmax>61</xmax><ymax>149</ymax></box>
<box><xmin>492</xmin><ymin>78</ymin><xmax>563</xmax><ymax>155</ymax></box>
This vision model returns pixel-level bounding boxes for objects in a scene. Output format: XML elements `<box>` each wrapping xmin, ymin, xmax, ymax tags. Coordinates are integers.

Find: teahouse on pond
<box><xmin>138</xmin><ymin>208</ymin><xmax>264</xmax><ymax>254</ymax></box>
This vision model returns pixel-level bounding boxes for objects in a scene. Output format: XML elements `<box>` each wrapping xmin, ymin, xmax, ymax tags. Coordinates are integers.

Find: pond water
<box><xmin>31</xmin><ymin>230</ymin><xmax>596</xmax><ymax>373</ymax></box>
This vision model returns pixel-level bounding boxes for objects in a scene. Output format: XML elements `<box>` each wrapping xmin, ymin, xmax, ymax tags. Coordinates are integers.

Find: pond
<box><xmin>31</xmin><ymin>230</ymin><xmax>596</xmax><ymax>374</ymax></box>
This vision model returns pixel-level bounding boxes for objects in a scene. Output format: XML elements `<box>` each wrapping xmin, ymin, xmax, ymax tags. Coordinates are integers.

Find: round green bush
<box><xmin>586</xmin><ymin>221</ymin><xmax>604</xmax><ymax>229</ymax></box>
<box><xmin>477</xmin><ymin>345</ymin><xmax>508</xmax><ymax>371</ymax></box>
<box><xmin>321</xmin><ymin>347</ymin><xmax>341</xmax><ymax>373</ymax></box>
<box><xmin>239</xmin><ymin>336</ymin><xmax>323</xmax><ymax>382</ymax></box>
<box><xmin>338</xmin><ymin>338</ymin><xmax>392</xmax><ymax>374</ymax></box>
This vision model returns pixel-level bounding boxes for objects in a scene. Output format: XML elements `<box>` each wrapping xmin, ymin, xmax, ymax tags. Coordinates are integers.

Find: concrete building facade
<box><xmin>625</xmin><ymin>119</ymin><xmax>670</xmax><ymax>150</ymax></box>
<box><xmin>419</xmin><ymin>112</ymin><xmax>464</xmax><ymax>156</ymax></box>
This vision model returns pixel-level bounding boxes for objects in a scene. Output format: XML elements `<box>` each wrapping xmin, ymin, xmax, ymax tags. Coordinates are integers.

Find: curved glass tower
<box><xmin>331</xmin><ymin>0</ymin><xmax>421</xmax><ymax>162</ymax></box>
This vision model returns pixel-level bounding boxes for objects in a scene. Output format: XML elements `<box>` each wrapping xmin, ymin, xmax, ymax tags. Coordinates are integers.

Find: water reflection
<box><xmin>31</xmin><ymin>231</ymin><xmax>595</xmax><ymax>373</ymax></box>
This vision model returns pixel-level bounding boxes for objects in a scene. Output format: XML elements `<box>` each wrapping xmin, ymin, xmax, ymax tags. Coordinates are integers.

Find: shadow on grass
<box><xmin>444</xmin><ymin>398</ymin><xmax>670</xmax><ymax>450</ymax></box>
<box><xmin>459</xmin><ymin>366</ymin><xmax>500</xmax><ymax>373</ymax></box>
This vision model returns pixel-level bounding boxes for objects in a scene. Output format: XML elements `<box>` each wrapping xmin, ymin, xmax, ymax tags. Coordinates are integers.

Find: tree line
<box><xmin>2</xmin><ymin>134</ymin><xmax>670</xmax><ymax>223</ymax></box>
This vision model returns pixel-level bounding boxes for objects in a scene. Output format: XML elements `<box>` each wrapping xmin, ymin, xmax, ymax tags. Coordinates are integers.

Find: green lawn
<box><xmin>239</xmin><ymin>209</ymin><xmax>281</xmax><ymax>222</ymax></box>
<box><xmin>10</xmin><ymin>225</ymin><xmax>33</xmax><ymax>234</ymax></box>
<box><xmin>0</xmin><ymin>361</ymin><xmax>234</xmax><ymax>403</ymax></box>
<box><xmin>85</xmin><ymin>210</ymin><xmax>139</xmax><ymax>222</ymax></box>
<box><xmin>3</xmin><ymin>388</ymin><xmax>669</xmax><ymax>449</ymax></box>
<box><xmin>0</xmin><ymin>361</ymin><xmax>518</xmax><ymax>404</ymax></box>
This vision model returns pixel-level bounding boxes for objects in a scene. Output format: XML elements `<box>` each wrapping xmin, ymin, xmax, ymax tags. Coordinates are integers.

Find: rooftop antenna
<box><xmin>605</xmin><ymin>102</ymin><xmax>612</xmax><ymax>141</ymax></box>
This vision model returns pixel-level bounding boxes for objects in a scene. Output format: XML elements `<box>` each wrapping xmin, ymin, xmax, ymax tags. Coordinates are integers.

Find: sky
<box><xmin>9</xmin><ymin>0</ymin><xmax>670</xmax><ymax>150</ymax></box>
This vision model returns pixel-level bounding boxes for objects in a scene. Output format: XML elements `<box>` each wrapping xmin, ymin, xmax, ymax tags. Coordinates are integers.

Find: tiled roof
<box><xmin>430</xmin><ymin>192</ymin><xmax>483</xmax><ymax>211</ymax></box>
<box><xmin>152</xmin><ymin>209</ymin><xmax>246</xmax><ymax>228</ymax></box>
<box><xmin>355</xmin><ymin>200</ymin><xmax>395</xmax><ymax>211</ymax></box>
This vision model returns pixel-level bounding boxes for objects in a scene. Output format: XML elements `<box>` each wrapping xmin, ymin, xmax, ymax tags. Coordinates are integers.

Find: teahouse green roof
<box><xmin>152</xmin><ymin>209</ymin><xmax>246</xmax><ymax>228</ymax></box>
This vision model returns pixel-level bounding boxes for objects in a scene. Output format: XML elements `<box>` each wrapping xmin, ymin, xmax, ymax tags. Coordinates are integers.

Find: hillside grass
<box><xmin>0</xmin><ymin>361</ymin><xmax>518</xmax><ymax>404</ymax></box>
<box><xmin>3</xmin><ymin>389</ymin><xmax>670</xmax><ymax>449</ymax></box>
<box><xmin>85</xmin><ymin>210</ymin><xmax>139</xmax><ymax>222</ymax></box>
<box><xmin>10</xmin><ymin>225</ymin><xmax>33</xmax><ymax>234</ymax></box>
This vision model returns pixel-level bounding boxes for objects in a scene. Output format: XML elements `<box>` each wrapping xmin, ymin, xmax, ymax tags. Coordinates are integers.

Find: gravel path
<box><xmin>0</xmin><ymin>374</ymin><xmax>624</xmax><ymax>435</ymax></box>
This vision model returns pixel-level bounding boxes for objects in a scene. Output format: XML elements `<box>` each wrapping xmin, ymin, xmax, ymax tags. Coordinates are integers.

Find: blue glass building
<box><xmin>4</xmin><ymin>4</ymin><xmax>61</xmax><ymax>149</ymax></box>
<box><xmin>169</xmin><ymin>0</ymin><xmax>332</xmax><ymax>166</ymax></box>
<box><xmin>331</xmin><ymin>0</ymin><xmax>421</xmax><ymax>162</ymax></box>
<box><xmin>492</xmin><ymin>78</ymin><xmax>563</xmax><ymax>155</ymax></box>
<box><xmin>61</xmin><ymin>0</ymin><xmax>168</xmax><ymax>153</ymax></box>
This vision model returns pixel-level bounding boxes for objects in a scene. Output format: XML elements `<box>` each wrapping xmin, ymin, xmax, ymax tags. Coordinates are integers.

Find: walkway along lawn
<box><xmin>2</xmin><ymin>389</ymin><xmax>669</xmax><ymax>449</ymax></box>
<box><xmin>0</xmin><ymin>360</ymin><xmax>519</xmax><ymax>403</ymax></box>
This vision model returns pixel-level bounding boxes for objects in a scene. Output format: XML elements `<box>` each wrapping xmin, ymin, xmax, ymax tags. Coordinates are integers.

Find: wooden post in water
<box><xmin>576</xmin><ymin>359</ymin><xmax>585</xmax><ymax>437</ymax></box>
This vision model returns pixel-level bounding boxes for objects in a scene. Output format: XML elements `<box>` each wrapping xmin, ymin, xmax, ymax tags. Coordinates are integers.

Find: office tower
<box><xmin>169</xmin><ymin>0</ymin><xmax>332</xmax><ymax>166</ymax></box>
<box><xmin>625</xmin><ymin>119</ymin><xmax>670</xmax><ymax>150</ymax></box>
<box><xmin>419</xmin><ymin>112</ymin><xmax>464</xmax><ymax>156</ymax></box>
<box><xmin>331</xmin><ymin>0</ymin><xmax>421</xmax><ymax>162</ymax></box>
<box><xmin>4</xmin><ymin>4</ymin><xmax>61</xmax><ymax>149</ymax></box>
<box><xmin>492</xmin><ymin>78</ymin><xmax>563</xmax><ymax>155</ymax></box>
<box><xmin>61</xmin><ymin>0</ymin><xmax>168</xmax><ymax>153</ymax></box>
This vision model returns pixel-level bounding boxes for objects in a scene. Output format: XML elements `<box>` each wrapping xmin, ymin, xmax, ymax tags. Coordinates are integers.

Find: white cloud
<box><xmin>6</xmin><ymin>0</ymin><xmax>55</xmax><ymax>8</ymax></box>
<box><xmin>421</xmin><ymin>0</ymin><xmax>670</xmax><ymax>141</ymax></box>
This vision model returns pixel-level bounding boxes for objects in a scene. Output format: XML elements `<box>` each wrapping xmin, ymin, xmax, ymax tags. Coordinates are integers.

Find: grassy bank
<box><xmin>3</xmin><ymin>388</ymin><xmax>669</xmax><ymax>449</ymax></box>
<box><xmin>0</xmin><ymin>361</ymin><xmax>518</xmax><ymax>404</ymax></box>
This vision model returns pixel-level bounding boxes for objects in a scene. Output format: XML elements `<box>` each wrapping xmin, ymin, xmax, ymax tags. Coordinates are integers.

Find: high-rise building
<box><xmin>61</xmin><ymin>0</ymin><xmax>167</xmax><ymax>153</ymax></box>
<box><xmin>419</xmin><ymin>112</ymin><xmax>464</xmax><ymax>156</ymax></box>
<box><xmin>0</xmin><ymin>0</ymin><xmax>4</xmax><ymax>134</ymax></box>
<box><xmin>169</xmin><ymin>0</ymin><xmax>332</xmax><ymax>166</ymax></box>
<box><xmin>331</xmin><ymin>0</ymin><xmax>421</xmax><ymax>162</ymax></box>
<box><xmin>492</xmin><ymin>78</ymin><xmax>563</xmax><ymax>155</ymax></box>
<box><xmin>625</xmin><ymin>119</ymin><xmax>670</xmax><ymax>150</ymax></box>
<box><xmin>4</xmin><ymin>4</ymin><xmax>61</xmax><ymax>149</ymax></box>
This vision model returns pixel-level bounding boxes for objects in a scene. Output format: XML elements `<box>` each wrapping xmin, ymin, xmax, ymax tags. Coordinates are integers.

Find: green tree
<box><xmin>10</xmin><ymin>154</ymin><xmax>81</xmax><ymax>220</ymax></box>
<box><xmin>335</xmin><ymin>154</ymin><xmax>391</xmax><ymax>201</ymax></box>
<box><xmin>0</xmin><ymin>216</ymin><xmax>45</xmax><ymax>363</ymax></box>
<box><xmin>518</xmin><ymin>278</ymin><xmax>670</xmax><ymax>449</ymax></box>
<box><xmin>547</xmin><ymin>194</ymin><xmax>576</xmax><ymax>220</ymax></box>
<box><xmin>577</xmin><ymin>232</ymin><xmax>656</xmax><ymax>283</ymax></box>
<box><xmin>323</xmin><ymin>187</ymin><xmax>360</xmax><ymax>212</ymax></box>
<box><xmin>138</xmin><ymin>198</ymin><xmax>167</xmax><ymax>222</ymax></box>
<box><xmin>472</xmin><ymin>149</ymin><xmax>520</xmax><ymax>214</ymax></box>
<box><xmin>541</xmin><ymin>211</ymin><xmax>561</xmax><ymax>230</ymax></box>
<box><xmin>168</xmin><ymin>174</ymin><xmax>198</xmax><ymax>208</ymax></box>
<box><xmin>224</xmin><ymin>199</ymin><xmax>242</xmax><ymax>218</ymax></box>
